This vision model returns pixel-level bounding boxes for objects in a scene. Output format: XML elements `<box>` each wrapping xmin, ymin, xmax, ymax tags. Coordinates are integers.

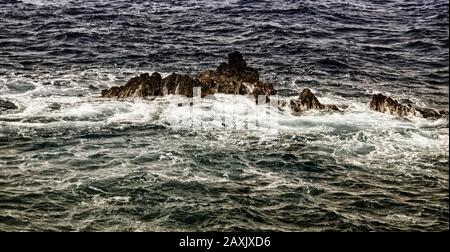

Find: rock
<box><xmin>101</xmin><ymin>86</ymin><xmax>122</xmax><ymax>97</ymax></box>
<box><xmin>160</xmin><ymin>73</ymin><xmax>178</xmax><ymax>95</ymax></box>
<box><xmin>252</xmin><ymin>82</ymin><xmax>276</xmax><ymax>104</ymax></box>
<box><xmin>369</xmin><ymin>93</ymin><xmax>447</xmax><ymax>119</ymax></box>
<box><xmin>88</xmin><ymin>85</ymin><xmax>99</xmax><ymax>90</ymax></box>
<box><xmin>196</xmin><ymin>70</ymin><xmax>219</xmax><ymax>97</ymax></box>
<box><xmin>414</xmin><ymin>107</ymin><xmax>448</xmax><ymax>119</ymax></box>
<box><xmin>102</xmin><ymin>72</ymin><xmax>162</xmax><ymax>98</ymax></box>
<box><xmin>215</xmin><ymin>51</ymin><xmax>260</xmax><ymax>94</ymax></box>
<box><xmin>0</xmin><ymin>99</ymin><xmax>17</xmax><ymax>112</ymax></box>
<box><xmin>228</xmin><ymin>51</ymin><xmax>248</xmax><ymax>72</ymax></box>
<box><xmin>439</xmin><ymin>109</ymin><xmax>449</xmax><ymax>117</ymax></box>
<box><xmin>215</xmin><ymin>52</ymin><xmax>259</xmax><ymax>81</ymax></box>
<box><xmin>289</xmin><ymin>88</ymin><xmax>339</xmax><ymax>112</ymax></box>
<box><xmin>196</xmin><ymin>51</ymin><xmax>274</xmax><ymax>99</ymax></box>
<box><xmin>101</xmin><ymin>51</ymin><xmax>271</xmax><ymax>99</ymax></box>
<box><xmin>96</xmin><ymin>52</ymin><xmax>446</xmax><ymax>120</ymax></box>
<box><xmin>326</xmin><ymin>104</ymin><xmax>341</xmax><ymax>111</ymax></box>
<box><xmin>369</xmin><ymin>93</ymin><xmax>413</xmax><ymax>117</ymax></box>
<box><xmin>278</xmin><ymin>99</ymin><xmax>288</xmax><ymax>108</ymax></box>
<box><xmin>211</xmin><ymin>64</ymin><xmax>242</xmax><ymax>94</ymax></box>
<box><xmin>274</xmin><ymin>98</ymin><xmax>289</xmax><ymax>111</ymax></box>
<box><xmin>290</xmin><ymin>88</ymin><xmax>325</xmax><ymax>112</ymax></box>
<box><xmin>48</xmin><ymin>103</ymin><xmax>61</xmax><ymax>111</ymax></box>
<box><xmin>164</xmin><ymin>73</ymin><xmax>201</xmax><ymax>97</ymax></box>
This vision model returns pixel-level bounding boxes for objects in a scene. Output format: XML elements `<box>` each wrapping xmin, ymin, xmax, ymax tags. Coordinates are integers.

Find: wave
<box><xmin>1</xmin><ymin>88</ymin><xmax>448</xmax><ymax>173</ymax></box>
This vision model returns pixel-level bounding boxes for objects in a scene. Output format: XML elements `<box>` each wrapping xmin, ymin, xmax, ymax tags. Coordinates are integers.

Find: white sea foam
<box><xmin>1</xmin><ymin>71</ymin><xmax>448</xmax><ymax>179</ymax></box>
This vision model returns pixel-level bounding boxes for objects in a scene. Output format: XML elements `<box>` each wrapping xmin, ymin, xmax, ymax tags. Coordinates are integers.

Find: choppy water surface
<box><xmin>0</xmin><ymin>0</ymin><xmax>448</xmax><ymax>231</ymax></box>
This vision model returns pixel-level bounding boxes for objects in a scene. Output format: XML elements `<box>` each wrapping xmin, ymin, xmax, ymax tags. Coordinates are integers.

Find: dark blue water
<box><xmin>0</xmin><ymin>0</ymin><xmax>448</xmax><ymax>231</ymax></box>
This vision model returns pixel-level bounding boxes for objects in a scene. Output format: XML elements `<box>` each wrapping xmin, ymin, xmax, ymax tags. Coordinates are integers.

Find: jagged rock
<box><xmin>369</xmin><ymin>93</ymin><xmax>448</xmax><ymax>119</ymax></box>
<box><xmin>101</xmin><ymin>51</ymin><xmax>275</xmax><ymax>100</ymax></box>
<box><xmin>369</xmin><ymin>93</ymin><xmax>413</xmax><ymax>117</ymax></box>
<box><xmin>97</xmin><ymin>53</ymin><xmax>447</xmax><ymax>120</ymax></box>
<box><xmin>289</xmin><ymin>88</ymin><xmax>339</xmax><ymax>112</ymax></box>
<box><xmin>48</xmin><ymin>103</ymin><xmax>61</xmax><ymax>110</ymax></box>
<box><xmin>220</xmin><ymin>51</ymin><xmax>259</xmax><ymax>83</ymax></box>
<box><xmin>290</xmin><ymin>88</ymin><xmax>325</xmax><ymax>112</ymax></box>
<box><xmin>252</xmin><ymin>82</ymin><xmax>276</xmax><ymax>104</ymax></box>
<box><xmin>101</xmin><ymin>86</ymin><xmax>120</xmax><ymax>97</ymax></box>
<box><xmin>415</xmin><ymin>107</ymin><xmax>448</xmax><ymax>119</ymax></box>
<box><xmin>278</xmin><ymin>99</ymin><xmax>288</xmax><ymax>108</ymax></box>
<box><xmin>195</xmin><ymin>70</ymin><xmax>219</xmax><ymax>97</ymax></box>
<box><xmin>202</xmin><ymin>51</ymin><xmax>261</xmax><ymax>95</ymax></box>
<box><xmin>161</xmin><ymin>73</ymin><xmax>178</xmax><ymax>95</ymax></box>
<box><xmin>0</xmin><ymin>99</ymin><xmax>17</xmax><ymax>112</ymax></box>
<box><xmin>326</xmin><ymin>104</ymin><xmax>341</xmax><ymax>111</ymax></box>
<box><xmin>101</xmin><ymin>72</ymin><xmax>162</xmax><ymax>98</ymax></box>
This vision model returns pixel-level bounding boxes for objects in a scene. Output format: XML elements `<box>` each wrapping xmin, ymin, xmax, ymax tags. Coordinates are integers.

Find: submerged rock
<box><xmin>369</xmin><ymin>93</ymin><xmax>448</xmax><ymax>119</ymax></box>
<box><xmin>195</xmin><ymin>51</ymin><xmax>272</xmax><ymax>98</ymax></box>
<box><xmin>0</xmin><ymin>99</ymin><xmax>17</xmax><ymax>112</ymax></box>
<box><xmin>289</xmin><ymin>88</ymin><xmax>340</xmax><ymax>112</ymax></box>
<box><xmin>48</xmin><ymin>102</ymin><xmax>62</xmax><ymax>111</ymax></box>
<box><xmin>101</xmin><ymin>51</ymin><xmax>275</xmax><ymax>99</ymax></box>
<box><xmin>99</xmin><ymin>52</ymin><xmax>448</xmax><ymax>120</ymax></box>
<box><xmin>278</xmin><ymin>99</ymin><xmax>288</xmax><ymax>109</ymax></box>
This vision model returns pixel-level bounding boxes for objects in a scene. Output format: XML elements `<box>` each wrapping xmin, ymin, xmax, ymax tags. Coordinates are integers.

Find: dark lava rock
<box><xmin>252</xmin><ymin>82</ymin><xmax>277</xmax><ymax>104</ymax></box>
<box><xmin>278</xmin><ymin>99</ymin><xmax>288</xmax><ymax>109</ymax></box>
<box><xmin>162</xmin><ymin>73</ymin><xmax>200</xmax><ymax>97</ymax></box>
<box><xmin>102</xmin><ymin>72</ymin><xmax>163</xmax><ymax>98</ymax></box>
<box><xmin>101</xmin><ymin>51</ymin><xmax>275</xmax><ymax>100</ymax></box>
<box><xmin>99</xmin><ymin>52</ymin><xmax>348</xmax><ymax>116</ymax></box>
<box><xmin>0</xmin><ymin>99</ymin><xmax>17</xmax><ymax>112</ymax></box>
<box><xmin>369</xmin><ymin>93</ymin><xmax>413</xmax><ymax>117</ymax></box>
<box><xmin>199</xmin><ymin>51</ymin><xmax>262</xmax><ymax>95</ymax></box>
<box><xmin>289</xmin><ymin>88</ymin><xmax>339</xmax><ymax>112</ymax></box>
<box><xmin>195</xmin><ymin>70</ymin><xmax>219</xmax><ymax>97</ymax></box>
<box><xmin>369</xmin><ymin>93</ymin><xmax>448</xmax><ymax>119</ymax></box>
<box><xmin>48</xmin><ymin>103</ymin><xmax>61</xmax><ymax>111</ymax></box>
<box><xmin>415</xmin><ymin>107</ymin><xmax>448</xmax><ymax>119</ymax></box>
<box><xmin>228</xmin><ymin>51</ymin><xmax>248</xmax><ymax>72</ymax></box>
<box><xmin>218</xmin><ymin>51</ymin><xmax>260</xmax><ymax>84</ymax></box>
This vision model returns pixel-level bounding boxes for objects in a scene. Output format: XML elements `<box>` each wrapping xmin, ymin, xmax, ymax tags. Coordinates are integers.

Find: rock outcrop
<box><xmin>290</xmin><ymin>88</ymin><xmax>340</xmax><ymax>112</ymax></box>
<box><xmin>369</xmin><ymin>93</ymin><xmax>414</xmax><ymax>117</ymax></box>
<box><xmin>0</xmin><ymin>99</ymin><xmax>17</xmax><ymax>112</ymax></box>
<box><xmin>369</xmin><ymin>93</ymin><xmax>448</xmax><ymax>119</ymax></box>
<box><xmin>101</xmin><ymin>51</ymin><xmax>275</xmax><ymax>100</ymax></box>
<box><xmin>101</xmin><ymin>52</ymin><xmax>447</xmax><ymax>120</ymax></box>
<box><xmin>415</xmin><ymin>107</ymin><xmax>449</xmax><ymax>119</ymax></box>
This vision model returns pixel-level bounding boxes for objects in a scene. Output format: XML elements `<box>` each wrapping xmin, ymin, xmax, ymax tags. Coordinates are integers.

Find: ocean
<box><xmin>0</xmin><ymin>0</ymin><xmax>448</xmax><ymax>231</ymax></box>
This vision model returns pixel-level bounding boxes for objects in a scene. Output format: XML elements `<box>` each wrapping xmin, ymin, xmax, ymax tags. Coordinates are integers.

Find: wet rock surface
<box><xmin>369</xmin><ymin>93</ymin><xmax>414</xmax><ymax>117</ymax></box>
<box><xmin>415</xmin><ymin>107</ymin><xmax>449</xmax><ymax>119</ymax></box>
<box><xmin>101</xmin><ymin>51</ymin><xmax>274</xmax><ymax>99</ymax></box>
<box><xmin>0</xmin><ymin>99</ymin><xmax>17</xmax><ymax>112</ymax></box>
<box><xmin>101</xmin><ymin>72</ymin><xmax>163</xmax><ymax>98</ymax></box>
<box><xmin>101</xmin><ymin>52</ymin><xmax>447</xmax><ymax>120</ymax></box>
<box><xmin>369</xmin><ymin>93</ymin><xmax>448</xmax><ymax>119</ymax></box>
<box><xmin>289</xmin><ymin>88</ymin><xmax>340</xmax><ymax>113</ymax></box>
